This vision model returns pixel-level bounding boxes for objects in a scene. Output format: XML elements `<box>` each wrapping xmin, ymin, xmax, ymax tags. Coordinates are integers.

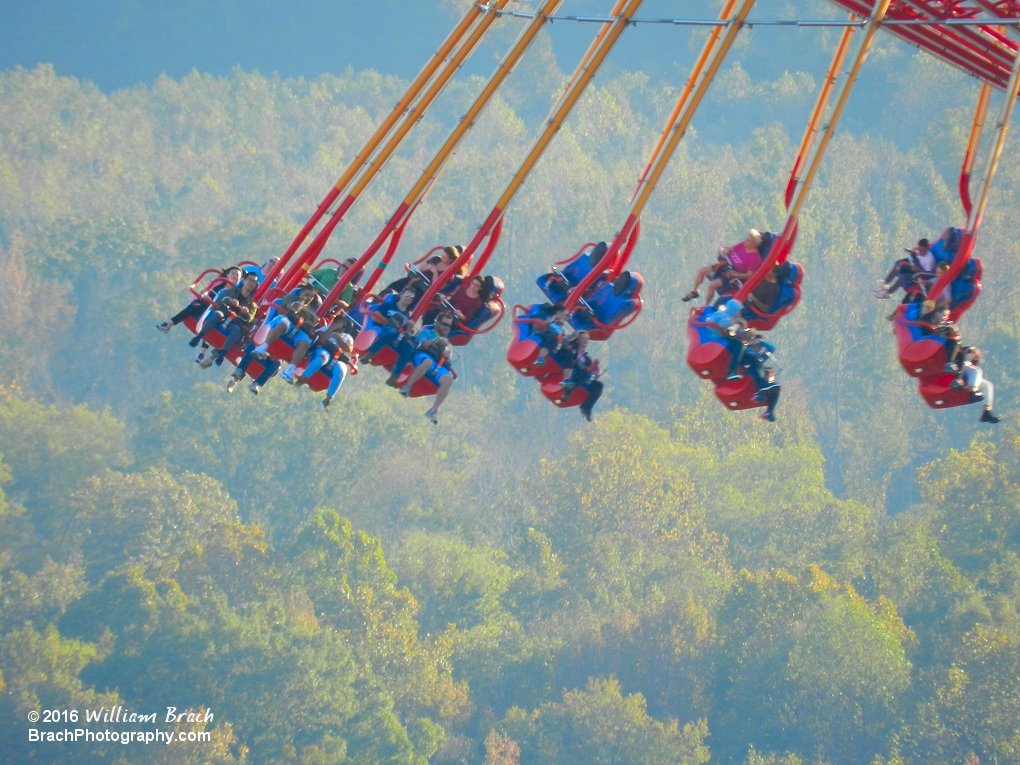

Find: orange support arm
<box><xmin>736</xmin><ymin>0</ymin><xmax>892</xmax><ymax>305</ymax></box>
<box><xmin>265</xmin><ymin>0</ymin><xmax>515</xmax><ymax>298</ymax></box>
<box><xmin>958</xmin><ymin>82</ymin><xmax>991</xmax><ymax>220</ymax></box>
<box><xmin>411</xmin><ymin>0</ymin><xmax>647</xmax><ymax>321</ymax></box>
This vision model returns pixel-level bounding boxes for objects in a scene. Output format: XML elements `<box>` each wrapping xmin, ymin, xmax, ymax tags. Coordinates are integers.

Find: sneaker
<box><xmin>249</xmin><ymin>382</ymin><xmax>261</xmax><ymax>396</ymax></box>
<box><xmin>560</xmin><ymin>381</ymin><xmax>577</xmax><ymax>395</ymax></box>
<box><xmin>320</xmin><ymin>397</ymin><xmax>332</xmax><ymax>411</ymax></box>
<box><xmin>194</xmin><ymin>351</ymin><xmax>206</xmax><ymax>363</ymax></box>
<box><xmin>252</xmin><ymin>343</ymin><xmax>269</xmax><ymax>358</ymax></box>
<box><xmin>980</xmin><ymin>408</ymin><xmax>1001</xmax><ymax>424</ymax></box>
<box><xmin>580</xmin><ymin>407</ymin><xmax>592</xmax><ymax>422</ymax></box>
<box><xmin>969</xmin><ymin>390</ymin><xmax>985</xmax><ymax>403</ymax></box>
<box><xmin>873</xmin><ymin>289</ymin><xmax>890</xmax><ymax>299</ymax></box>
<box><xmin>385</xmin><ymin>375</ymin><xmax>400</xmax><ymax>388</ymax></box>
<box><xmin>226</xmin><ymin>377</ymin><xmax>240</xmax><ymax>393</ymax></box>
<box><xmin>293</xmin><ymin>376</ymin><xmax>308</xmax><ymax>388</ymax></box>
<box><xmin>726</xmin><ymin>372</ymin><xmax>742</xmax><ymax>381</ymax></box>
<box><xmin>681</xmin><ymin>290</ymin><xmax>699</xmax><ymax>302</ymax></box>
<box><xmin>950</xmin><ymin>379</ymin><xmax>966</xmax><ymax>391</ymax></box>
<box><xmin>281</xmin><ymin>365</ymin><xmax>296</xmax><ymax>383</ymax></box>
<box><xmin>188</xmin><ymin>336</ymin><xmax>201</xmax><ymax>348</ymax></box>
<box><xmin>214</xmin><ymin>354</ymin><xmax>224</xmax><ymax>366</ymax></box>
<box><xmin>886</xmin><ymin>312</ymin><xmax>896</xmax><ymax>321</ymax></box>
<box><xmin>943</xmin><ymin>363</ymin><xmax>960</xmax><ymax>373</ymax></box>
<box><xmin>425</xmin><ymin>408</ymin><xmax>438</xmax><ymax>424</ymax></box>
<box><xmin>761</xmin><ymin>411</ymin><xmax>776</xmax><ymax>422</ymax></box>
<box><xmin>156</xmin><ymin>322</ymin><xmax>172</xmax><ymax>334</ymax></box>
<box><xmin>399</xmin><ymin>384</ymin><xmax>411</xmax><ymax>397</ymax></box>
<box><xmin>199</xmin><ymin>356</ymin><xmax>215</xmax><ymax>369</ymax></box>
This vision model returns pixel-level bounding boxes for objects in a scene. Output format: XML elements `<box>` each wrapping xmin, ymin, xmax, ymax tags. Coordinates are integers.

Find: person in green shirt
<box><xmin>308</xmin><ymin>257</ymin><xmax>358</xmax><ymax>306</ymax></box>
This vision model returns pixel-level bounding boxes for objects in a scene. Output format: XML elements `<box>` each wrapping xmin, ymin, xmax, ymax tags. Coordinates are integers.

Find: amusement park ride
<box><xmin>171</xmin><ymin>1</ymin><xmax>1020</xmax><ymax>419</ymax></box>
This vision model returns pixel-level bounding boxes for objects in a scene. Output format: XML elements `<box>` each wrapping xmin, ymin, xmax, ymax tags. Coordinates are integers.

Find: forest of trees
<box><xmin>1</xmin><ymin>8</ymin><xmax>1019</xmax><ymax>763</ymax></box>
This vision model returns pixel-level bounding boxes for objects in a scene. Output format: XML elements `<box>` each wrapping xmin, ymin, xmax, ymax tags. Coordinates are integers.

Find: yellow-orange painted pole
<box><xmin>623</xmin><ymin>0</ymin><xmax>756</xmax><ymax>226</ymax></box>
<box><xmin>330</xmin><ymin>0</ymin><xmax>511</xmax><ymax>196</ymax></box>
<box><xmin>630</xmin><ymin>0</ymin><xmax>738</xmax><ymax>205</ymax></box>
<box><xmin>324</xmin><ymin>0</ymin><xmax>570</xmax><ymax>306</ymax></box>
<box><xmin>782</xmin><ymin>0</ymin><xmax>892</xmax><ymax>229</ymax></box>
<box><xmin>927</xmin><ymin>40</ymin><xmax>1020</xmax><ymax>306</ymax></box>
<box><xmin>400</xmin><ymin>0</ymin><xmax>572</xmax><ymax>213</ymax></box>
<box><xmin>967</xmin><ymin>46</ymin><xmax>1020</xmax><ymax>236</ymax></box>
<box><xmin>411</xmin><ymin>0</ymin><xmax>645</xmax><ymax>319</ymax></box>
<box><xmin>785</xmin><ymin>23</ymin><xmax>856</xmax><ymax>208</ymax></box>
<box><xmin>735</xmin><ymin>0</ymin><xmax>891</xmax><ymax>304</ymax></box>
<box><xmin>490</xmin><ymin>0</ymin><xmax>645</xmax><ymax>215</ymax></box>
<box><xmin>256</xmin><ymin>0</ymin><xmax>506</xmax><ymax>300</ymax></box>
<box><xmin>959</xmin><ymin>83</ymin><xmax>992</xmax><ymax>218</ymax></box>
<box><xmin>274</xmin><ymin>0</ymin><xmax>515</xmax><ymax>294</ymax></box>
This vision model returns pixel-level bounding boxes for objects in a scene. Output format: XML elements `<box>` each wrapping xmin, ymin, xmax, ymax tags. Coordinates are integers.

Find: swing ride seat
<box><xmin>507</xmin><ymin>304</ymin><xmax>564</xmax><ymax>378</ymax></box>
<box><xmin>352</xmin><ymin>297</ymin><xmax>401</xmax><ymax>369</ymax></box>
<box><xmin>539</xmin><ymin>372</ymin><xmax>590</xmax><ymax>409</ymax></box>
<box><xmin>713</xmin><ymin>374</ymin><xmax>766</xmax><ymax>411</ymax></box>
<box><xmin>950</xmin><ymin>258</ymin><xmax>982</xmax><ymax>319</ymax></box>
<box><xmin>686</xmin><ymin>306</ymin><xmax>734</xmax><ymax>382</ymax></box>
<box><xmin>392</xmin><ymin>355</ymin><xmax>453</xmax><ymax>398</ymax></box>
<box><xmin>894</xmin><ymin>303</ymin><xmax>949</xmax><ymax>378</ymax></box>
<box><xmin>568</xmin><ymin>271</ymin><xmax>644</xmax><ymax>341</ymax></box>
<box><xmin>742</xmin><ymin>263</ymin><xmax>803</xmax><ymax>331</ymax></box>
<box><xmin>536</xmin><ymin>242</ymin><xmax>607</xmax><ymax>302</ymax></box>
<box><xmin>918</xmin><ymin>373</ymin><xmax>981</xmax><ymax>410</ymax></box>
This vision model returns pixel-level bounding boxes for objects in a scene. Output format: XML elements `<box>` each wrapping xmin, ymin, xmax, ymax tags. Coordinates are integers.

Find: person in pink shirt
<box><xmin>683</xmin><ymin>229</ymin><xmax>769</xmax><ymax>306</ymax></box>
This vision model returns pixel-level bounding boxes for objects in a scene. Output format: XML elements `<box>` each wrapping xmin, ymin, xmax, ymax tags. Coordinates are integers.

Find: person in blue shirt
<box><xmin>385</xmin><ymin>311</ymin><xmax>455</xmax><ymax>388</ymax></box>
<box><xmin>360</xmin><ymin>286</ymin><xmax>421</xmax><ymax>363</ymax></box>
<box><xmin>394</xmin><ymin>313</ymin><xmax>456</xmax><ymax>424</ymax></box>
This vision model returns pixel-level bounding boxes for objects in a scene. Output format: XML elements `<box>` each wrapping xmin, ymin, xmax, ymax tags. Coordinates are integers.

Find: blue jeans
<box><xmin>368</xmin><ymin>326</ymin><xmax>400</xmax><ymax>355</ymax></box>
<box><xmin>237</xmin><ymin>344</ymin><xmax>280</xmax><ymax>385</ymax></box>
<box><xmin>302</xmin><ymin>351</ymin><xmax>348</xmax><ymax>397</ymax></box>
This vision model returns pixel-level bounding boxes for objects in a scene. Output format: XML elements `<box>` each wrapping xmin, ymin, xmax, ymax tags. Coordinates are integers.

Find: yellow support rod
<box><xmin>400</xmin><ymin>0</ymin><xmax>572</xmax><ymax>211</ymax></box>
<box><xmin>342</xmin><ymin>0</ymin><xmax>515</xmax><ymax>202</ymax></box>
<box><xmin>490</xmin><ymin>0</ymin><xmax>646</xmax><ymax>215</ymax></box>
<box><xmin>783</xmin><ymin>0</ymin><xmax>892</xmax><ymax>227</ymax></box>
<box><xmin>625</xmin><ymin>0</ymin><xmax>756</xmax><ymax>223</ymax></box>
<box><xmin>963</xmin><ymin>83</ymin><xmax>993</xmax><ymax>177</ymax></box>
<box><xmin>967</xmin><ymin>41</ymin><xmax>1020</xmax><ymax>236</ymax></box>
<box><xmin>630</xmin><ymin>0</ymin><xmax>739</xmax><ymax>205</ymax></box>
<box><xmin>329</xmin><ymin>1</ymin><xmax>497</xmax><ymax>197</ymax></box>
<box><xmin>785</xmin><ymin>23</ymin><xmax>856</xmax><ymax>209</ymax></box>
<box><xmin>959</xmin><ymin>82</ymin><xmax>992</xmax><ymax>219</ymax></box>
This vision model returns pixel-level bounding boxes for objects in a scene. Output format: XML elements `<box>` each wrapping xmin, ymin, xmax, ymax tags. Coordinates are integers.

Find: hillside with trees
<box><xmin>0</xmin><ymin>19</ymin><xmax>1018</xmax><ymax>764</ymax></box>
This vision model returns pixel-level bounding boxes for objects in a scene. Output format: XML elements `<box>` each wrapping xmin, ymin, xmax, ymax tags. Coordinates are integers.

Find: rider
<box><xmin>683</xmin><ymin>229</ymin><xmax>768</xmax><ymax>306</ymax></box>
<box><xmin>194</xmin><ymin>271</ymin><xmax>260</xmax><ymax>366</ymax></box>
<box><xmin>386</xmin><ymin>311</ymin><xmax>455</xmax><ymax>388</ymax></box>
<box><xmin>395</xmin><ymin>314</ymin><xmax>457</xmax><ymax>424</ymax></box>
<box><xmin>308</xmin><ymin>257</ymin><xmax>358</xmax><ymax>305</ymax></box>
<box><xmin>295</xmin><ymin>331</ymin><xmax>357</xmax><ymax>411</ymax></box>
<box><xmin>874</xmin><ymin>238</ymin><xmax>935</xmax><ymax>300</ymax></box>
<box><xmin>949</xmin><ymin>345</ymin><xmax>1001</xmax><ymax>424</ymax></box>
<box><xmin>555</xmin><ymin>331</ymin><xmax>604</xmax><ymax>422</ymax></box>
<box><xmin>157</xmin><ymin>266</ymin><xmax>242</xmax><ymax>335</ymax></box>
<box><xmin>360</xmin><ymin>285</ymin><xmax>421</xmax><ymax>363</ymax></box>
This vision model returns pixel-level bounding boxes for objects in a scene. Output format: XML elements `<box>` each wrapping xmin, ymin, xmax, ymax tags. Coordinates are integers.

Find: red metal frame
<box><xmin>826</xmin><ymin>1</ymin><xmax>1019</xmax><ymax>89</ymax></box>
